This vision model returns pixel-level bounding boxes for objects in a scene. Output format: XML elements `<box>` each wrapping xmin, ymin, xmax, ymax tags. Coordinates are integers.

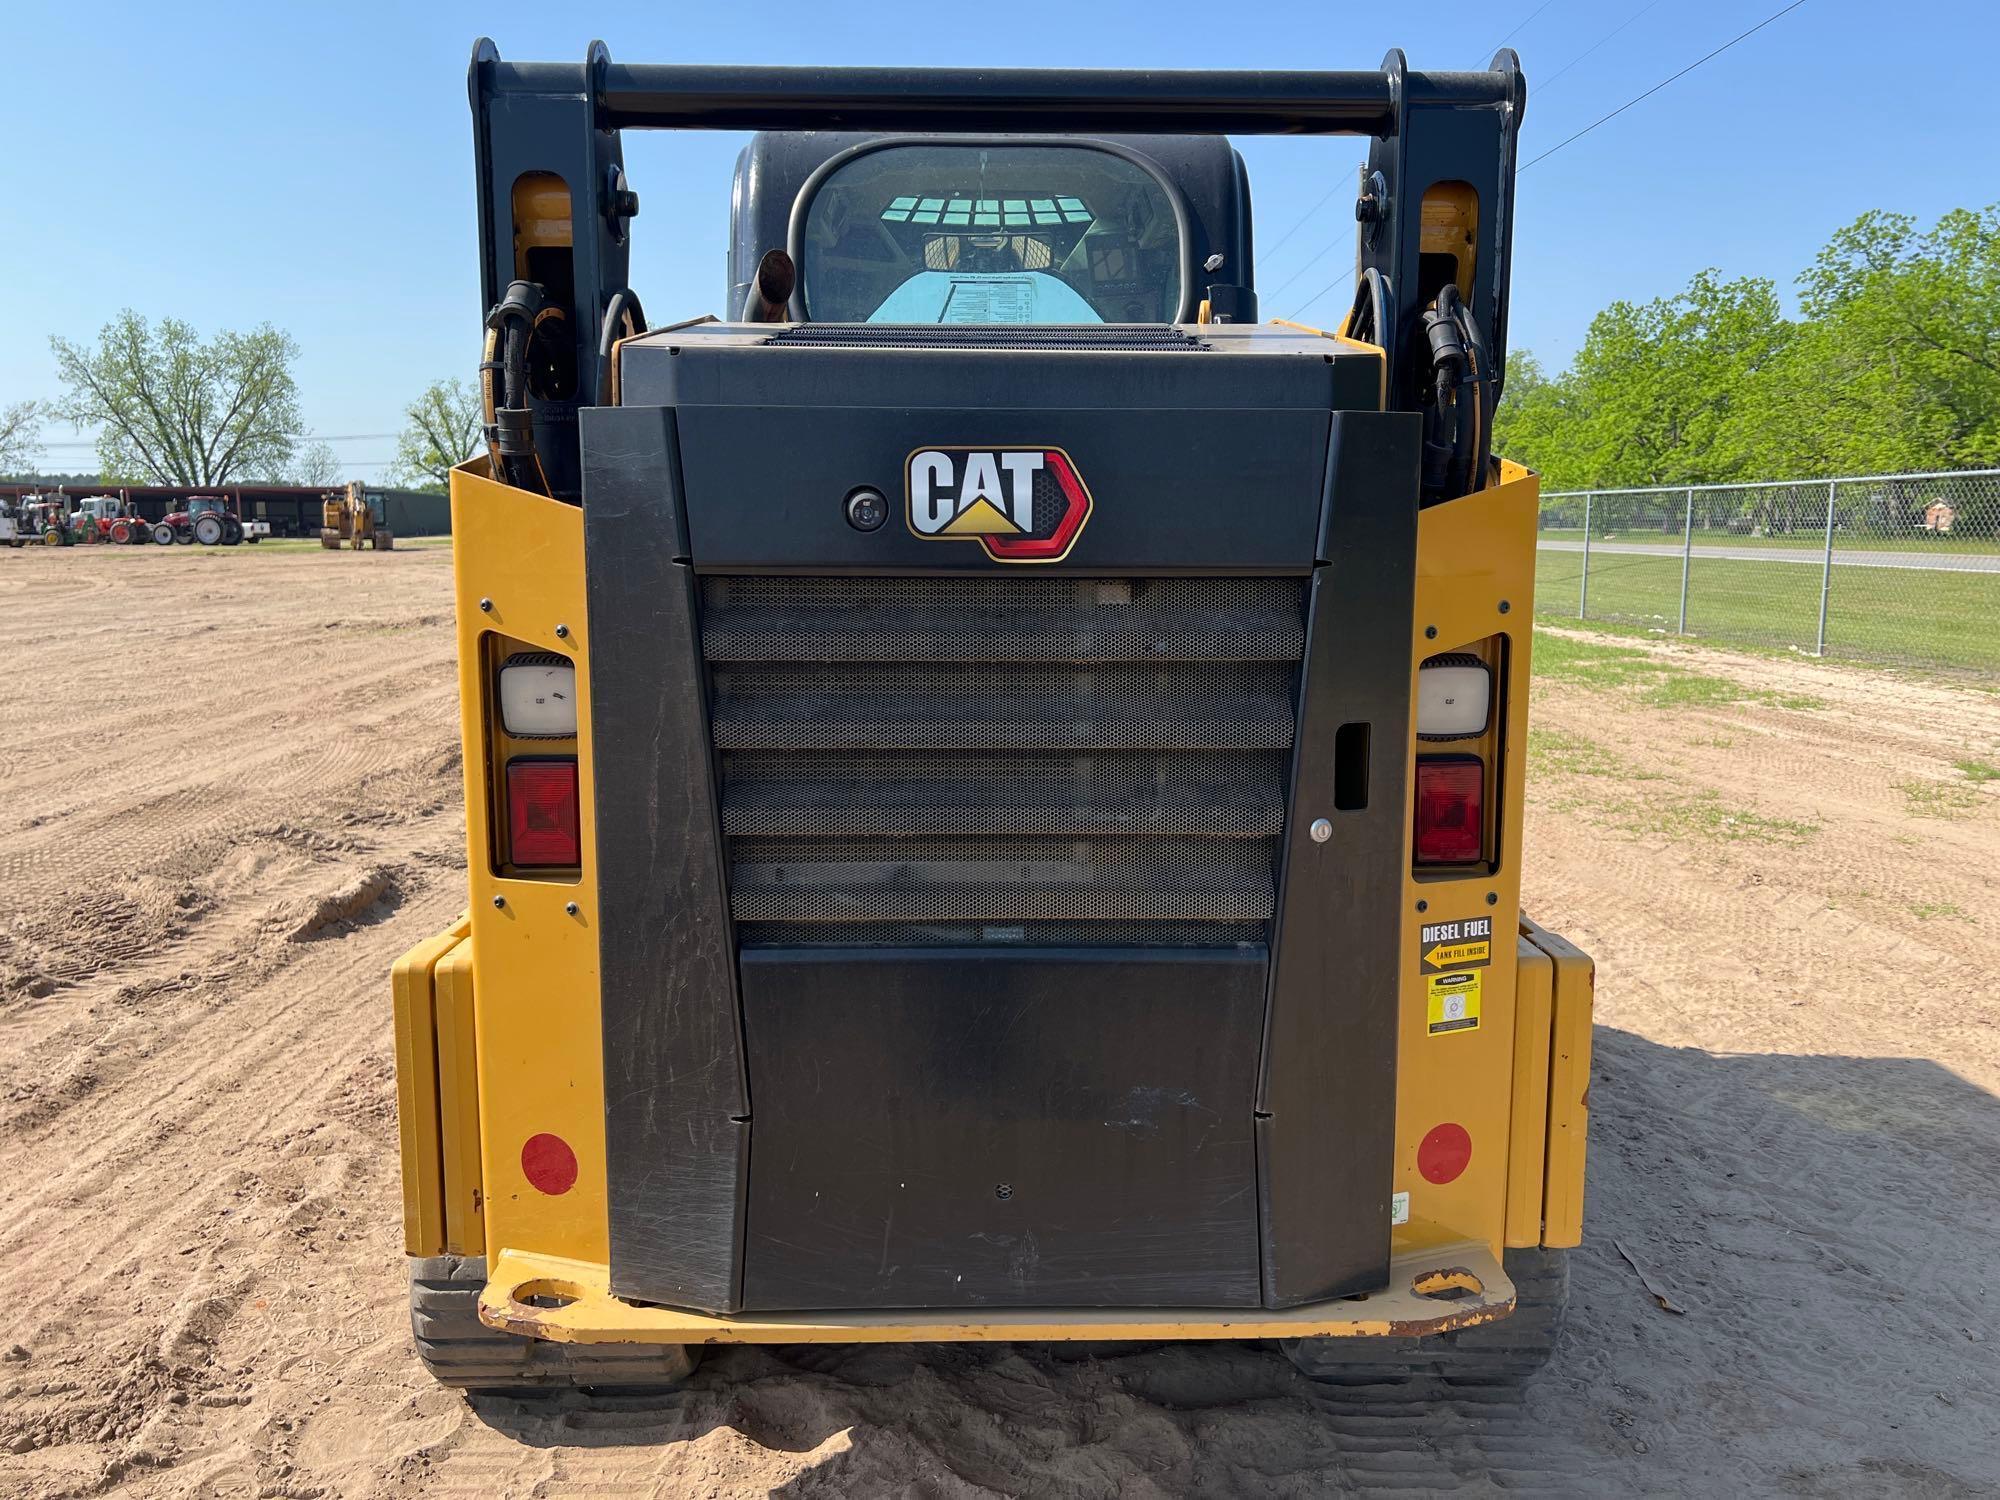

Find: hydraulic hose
<box><xmin>597</xmin><ymin>289</ymin><xmax>649</xmax><ymax>407</ymax></box>
<box><xmin>1418</xmin><ymin>284</ymin><xmax>1496</xmax><ymax>503</ymax></box>
<box><xmin>1459</xmin><ymin>294</ymin><xmax>1497</xmax><ymax>491</ymax></box>
<box><xmin>482</xmin><ymin>281</ymin><xmax>551</xmax><ymax>496</ymax></box>
<box><xmin>1343</xmin><ymin>267</ymin><xmax>1393</xmax><ymax>350</ymax></box>
<box><xmin>503</xmin><ymin>319</ymin><xmax>529</xmax><ymax>410</ymax></box>
<box><xmin>478</xmin><ymin>325</ymin><xmax>500</xmax><ymax>432</ymax></box>
<box><xmin>1419</xmin><ymin>285</ymin><xmax>1467</xmax><ymax>502</ymax></box>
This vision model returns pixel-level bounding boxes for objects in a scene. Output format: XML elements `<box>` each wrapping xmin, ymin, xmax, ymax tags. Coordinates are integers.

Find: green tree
<box><xmin>49</xmin><ymin>311</ymin><xmax>303</xmax><ymax>484</ymax></box>
<box><xmin>287</xmin><ymin>441</ymin><xmax>343</xmax><ymax>487</ymax></box>
<box><xmin>1495</xmin><ymin>276</ymin><xmax>1790</xmax><ymax>490</ymax></box>
<box><xmin>0</xmin><ymin>400</ymin><xmax>41</xmax><ymax>475</ymax></box>
<box><xmin>1499</xmin><ymin>205</ymin><xmax>2000</xmax><ymax>497</ymax></box>
<box><xmin>1572</xmin><ymin>272</ymin><xmax>1789</xmax><ymax>487</ymax></box>
<box><xmin>1788</xmin><ymin>207</ymin><xmax>2000</xmax><ymax>472</ymax></box>
<box><xmin>1492</xmin><ymin>348</ymin><xmax>1592</xmax><ymax>485</ymax></box>
<box><xmin>390</xmin><ymin>379</ymin><xmax>484</xmax><ymax>493</ymax></box>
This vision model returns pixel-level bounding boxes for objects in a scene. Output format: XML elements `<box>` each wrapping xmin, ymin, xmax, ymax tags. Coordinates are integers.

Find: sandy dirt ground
<box><xmin>1</xmin><ymin>544</ymin><xmax>1996</xmax><ymax>1498</ymax></box>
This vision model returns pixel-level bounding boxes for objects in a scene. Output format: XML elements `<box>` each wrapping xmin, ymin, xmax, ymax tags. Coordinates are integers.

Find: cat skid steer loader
<box><xmin>392</xmin><ymin>41</ymin><xmax>1594</xmax><ymax>1391</ymax></box>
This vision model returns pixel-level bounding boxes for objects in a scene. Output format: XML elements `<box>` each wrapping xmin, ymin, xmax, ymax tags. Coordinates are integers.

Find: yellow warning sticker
<box><xmin>1426</xmin><ymin>970</ymin><xmax>1482</xmax><ymax>1036</ymax></box>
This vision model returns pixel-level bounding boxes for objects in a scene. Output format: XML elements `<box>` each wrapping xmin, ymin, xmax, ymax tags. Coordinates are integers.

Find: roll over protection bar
<box><xmin>467</xmin><ymin>40</ymin><xmax>1525</xmax><ymax>500</ymax></box>
<box><xmin>540</xmin><ymin>60</ymin><xmax>1524</xmax><ymax>136</ymax></box>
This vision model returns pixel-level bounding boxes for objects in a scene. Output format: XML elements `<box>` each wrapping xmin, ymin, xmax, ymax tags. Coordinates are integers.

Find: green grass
<box><xmin>1527</xmin><ymin>643</ymin><xmax>1826</xmax><ymax>849</ymax></box>
<box><xmin>266</xmin><ymin>535</ymin><xmax>451</xmax><ymax>552</ymax></box>
<box><xmin>1533</xmin><ymin>631</ymin><xmax>1824</xmax><ymax>711</ymax></box>
<box><xmin>1638</xmin><ymin>674</ymin><xmax>1824</xmax><ymax>712</ymax></box>
<box><xmin>1532</xmin><ymin>631</ymin><xmax>1679</xmax><ymax>689</ymax></box>
<box><xmin>1527</xmin><ymin>727</ymin><xmax>1664</xmax><ymax>780</ymax></box>
<box><xmin>1538</xmin><ymin>525</ymin><xmax>2000</xmax><ymax>557</ymax></box>
<box><xmin>1565</xmin><ymin>785</ymin><xmax>1822</xmax><ymax>846</ymax></box>
<box><xmin>1908</xmin><ymin>901</ymin><xmax>1968</xmax><ymax>921</ymax></box>
<box><xmin>1956</xmin><ymin>758</ymin><xmax>2000</xmax><ymax>783</ymax></box>
<box><xmin>1897</xmin><ymin>779</ymin><xmax>1983</xmax><ymax>819</ymax></box>
<box><xmin>174</xmin><ymin>535</ymin><xmax>453</xmax><ymax>555</ymax></box>
<box><xmin>1534</xmin><ymin>549</ymin><xmax>2000</xmax><ymax>673</ymax></box>
<box><xmin>1609</xmin><ymin>788</ymin><xmax>1821</xmax><ymax>846</ymax></box>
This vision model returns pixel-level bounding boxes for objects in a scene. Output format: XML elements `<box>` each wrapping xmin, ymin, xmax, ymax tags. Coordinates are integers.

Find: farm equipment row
<box><xmin>1</xmin><ymin>494</ymin><xmax>269</xmax><ymax>547</ymax></box>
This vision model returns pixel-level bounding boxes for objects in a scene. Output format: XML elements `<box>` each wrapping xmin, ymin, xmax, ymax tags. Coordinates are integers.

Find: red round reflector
<box><xmin>521</xmin><ymin>1132</ymin><xmax>578</xmax><ymax>1195</ymax></box>
<box><xmin>1417</xmin><ymin>1122</ymin><xmax>1473</xmax><ymax>1185</ymax></box>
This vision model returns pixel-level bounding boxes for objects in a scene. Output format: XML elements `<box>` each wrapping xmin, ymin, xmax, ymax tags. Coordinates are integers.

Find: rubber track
<box><xmin>410</xmin><ymin>1255</ymin><xmax>699</xmax><ymax>1392</ymax></box>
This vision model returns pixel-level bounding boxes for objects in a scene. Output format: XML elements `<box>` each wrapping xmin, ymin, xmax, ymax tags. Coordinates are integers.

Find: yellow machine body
<box><xmin>392</xmin><ymin>436</ymin><xmax>1594</xmax><ymax>1347</ymax></box>
<box><xmin>320</xmin><ymin>482</ymin><xmax>394</xmax><ymax>551</ymax></box>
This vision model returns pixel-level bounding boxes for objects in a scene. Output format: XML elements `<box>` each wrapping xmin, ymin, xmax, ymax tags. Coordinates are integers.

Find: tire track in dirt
<box><xmin>0</xmin><ymin>928</ymin><xmax>415</xmax><ymax>1277</ymax></box>
<box><xmin>2</xmin><ymin>551</ymin><xmax>1996</xmax><ymax>1497</ymax></box>
<box><xmin>0</xmin><ymin>781</ymin><xmax>461</xmax><ymax>1134</ymax></box>
<box><xmin>0</xmin><ymin>860</ymin><xmax>464</xmax><ymax>1496</ymax></box>
<box><xmin>0</xmin><ymin>571</ymin><xmax>460</xmax><ymax>1023</ymax></box>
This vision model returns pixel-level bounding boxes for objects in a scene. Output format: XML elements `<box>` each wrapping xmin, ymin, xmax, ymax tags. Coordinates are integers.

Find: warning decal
<box><xmin>1426</xmin><ymin>970</ymin><xmax>1483</xmax><ymax>1036</ymax></box>
<box><xmin>1419</xmin><ymin>914</ymin><xmax>1493</xmax><ymax>973</ymax></box>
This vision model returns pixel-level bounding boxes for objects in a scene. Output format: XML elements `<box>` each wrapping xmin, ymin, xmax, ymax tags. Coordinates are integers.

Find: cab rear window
<box><xmin>800</xmin><ymin>144</ymin><xmax>1185</xmax><ymax>326</ymax></box>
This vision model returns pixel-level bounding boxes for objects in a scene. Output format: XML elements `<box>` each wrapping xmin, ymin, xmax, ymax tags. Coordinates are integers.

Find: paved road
<box><xmin>1538</xmin><ymin>539</ymin><xmax>2000</xmax><ymax>573</ymax></box>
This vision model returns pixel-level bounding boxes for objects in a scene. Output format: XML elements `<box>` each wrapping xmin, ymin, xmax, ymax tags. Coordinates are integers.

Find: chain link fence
<box><xmin>1537</xmin><ymin>468</ymin><xmax>2000</xmax><ymax>673</ymax></box>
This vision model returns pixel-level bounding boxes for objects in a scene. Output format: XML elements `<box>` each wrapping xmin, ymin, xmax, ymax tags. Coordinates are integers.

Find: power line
<box><xmin>1267</xmin><ymin>5</ymin><xmax>1558</xmax><ymax>286</ymax></box>
<box><xmin>1288</xmin><ymin>268</ymin><xmax>1352</xmax><ymax>324</ymax></box>
<box><xmin>1259</xmin><ymin>183</ymin><xmax>1344</xmax><ymax>264</ymax></box>
<box><xmin>1289</xmin><ymin>0</ymin><xmax>1805</xmax><ymax>319</ymax></box>
<box><xmin>1254</xmin><ymin>149</ymin><xmax>1370</xmax><ymax>293</ymax></box>
<box><xmin>1266</xmin><ymin>238</ymin><xmax>1347</xmax><ymax>302</ymax></box>
<box><xmin>1537</xmin><ymin>0</ymin><xmax>1666</xmax><ymax>92</ymax></box>
<box><xmin>1480</xmin><ymin>0</ymin><xmax>1561</xmax><ymax>64</ymax></box>
<box><xmin>1521</xmin><ymin>0</ymin><xmax>1810</xmax><ymax>171</ymax></box>
<box><xmin>1274</xmin><ymin>0</ymin><xmax>1565</xmax><ymax>318</ymax></box>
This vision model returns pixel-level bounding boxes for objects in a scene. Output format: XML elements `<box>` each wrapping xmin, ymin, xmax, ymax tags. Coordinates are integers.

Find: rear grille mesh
<box><xmin>720</xmin><ymin>751</ymin><xmax>1288</xmax><ymax>838</ymax></box>
<box><xmin>700</xmin><ymin>575</ymin><xmax>1307</xmax><ymax>947</ymax></box>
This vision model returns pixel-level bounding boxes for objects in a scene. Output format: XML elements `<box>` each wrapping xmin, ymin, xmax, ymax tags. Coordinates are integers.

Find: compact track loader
<box><xmin>394</xmin><ymin>41</ymin><xmax>1594</xmax><ymax>1391</ymax></box>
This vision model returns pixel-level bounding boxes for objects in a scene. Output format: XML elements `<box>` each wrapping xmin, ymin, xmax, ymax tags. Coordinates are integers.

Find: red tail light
<box><xmin>1414</xmin><ymin>756</ymin><xmax>1483</xmax><ymax>865</ymax></box>
<box><xmin>507</xmin><ymin>758</ymin><xmax>580</xmax><ymax>867</ymax></box>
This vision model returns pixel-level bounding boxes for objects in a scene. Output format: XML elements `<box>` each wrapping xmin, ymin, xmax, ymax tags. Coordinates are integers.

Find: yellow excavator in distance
<box><xmin>320</xmin><ymin>482</ymin><xmax>395</xmax><ymax>550</ymax></box>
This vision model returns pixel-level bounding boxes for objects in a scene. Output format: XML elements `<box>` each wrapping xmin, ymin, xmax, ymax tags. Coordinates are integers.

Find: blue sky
<box><xmin>7</xmin><ymin>0</ymin><xmax>1994</xmax><ymax>478</ymax></box>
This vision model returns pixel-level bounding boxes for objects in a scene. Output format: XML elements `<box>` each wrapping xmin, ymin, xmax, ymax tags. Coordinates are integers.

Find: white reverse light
<box><xmin>1417</xmin><ymin>654</ymin><xmax>1491</xmax><ymax>740</ymax></box>
<box><xmin>499</xmin><ymin>654</ymin><xmax>577</xmax><ymax>737</ymax></box>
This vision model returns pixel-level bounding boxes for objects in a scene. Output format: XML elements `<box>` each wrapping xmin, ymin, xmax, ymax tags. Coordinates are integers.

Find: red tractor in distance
<box><xmin>71</xmin><ymin>496</ymin><xmax>153</xmax><ymax>544</ymax></box>
<box><xmin>152</xmin><ymin>496</ymin><xmax>268</xmax><ymax>546</ymax></box>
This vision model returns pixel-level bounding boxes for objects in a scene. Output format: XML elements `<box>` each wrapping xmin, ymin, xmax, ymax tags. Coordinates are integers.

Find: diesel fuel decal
<box><xmin>1426</xmin><ymin>971</ymin><xmax>1483</xmax><ymax>1036</ymax></box>
<box><xmin>905</xmin><ymin>446</ymin><xmax>1093</xmax><ymax>563</ymax></box>
<box><xmin>1419</xmin><ymin>914</ymin><xmax>1493</xmax><ymax>973</ymax></box>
